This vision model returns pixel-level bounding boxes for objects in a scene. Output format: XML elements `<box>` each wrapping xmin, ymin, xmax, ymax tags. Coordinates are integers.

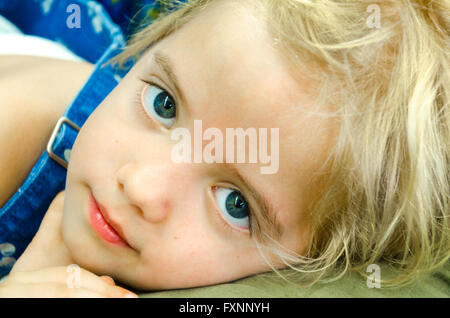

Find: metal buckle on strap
<box><xmin>46</xmin><ymin>116</ymin><xmax>80</xmax><ymax>169</ymax></box>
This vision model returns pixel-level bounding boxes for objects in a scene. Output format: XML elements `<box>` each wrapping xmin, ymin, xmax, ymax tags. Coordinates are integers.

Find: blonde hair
<box><xmin>113</xmin><ymin>0</ymin><xmax>450</xmax><ymax>288</ymax></box>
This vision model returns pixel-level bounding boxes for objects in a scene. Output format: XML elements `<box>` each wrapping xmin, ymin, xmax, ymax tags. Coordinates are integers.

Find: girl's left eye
<box><xmin>141</xmin><ymin>84</ymin><xmax>177</xmax><ymax>128</ymax></box>
<box><xmin>213</xmin><ymin>187</ymin><xmax>250</xmax><ymax>231</ymax></box>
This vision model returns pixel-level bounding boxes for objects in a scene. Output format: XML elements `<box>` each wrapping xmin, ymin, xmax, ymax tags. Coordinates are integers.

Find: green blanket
<box><xmin>140</xmin><ymin>261</ymin><xmax>449</xmax><ymax>298</ymax></box>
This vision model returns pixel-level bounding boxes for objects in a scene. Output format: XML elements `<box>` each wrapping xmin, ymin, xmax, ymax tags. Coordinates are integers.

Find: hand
<box><xmin>11</xmin><ymin>191</ymin><xmax>73</xmax><ymax>273</ymax></box>
<box><xmin>0</xmin><ymin>266</ymin><xmax>139</xmax><ymax>298</ymax></box>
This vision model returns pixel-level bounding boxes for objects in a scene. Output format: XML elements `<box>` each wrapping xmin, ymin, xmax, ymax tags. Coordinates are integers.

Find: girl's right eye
<box><xmin>141</xmin><ymin>84</ymin><xmax>177</xmax><ymax>128</ymax></box>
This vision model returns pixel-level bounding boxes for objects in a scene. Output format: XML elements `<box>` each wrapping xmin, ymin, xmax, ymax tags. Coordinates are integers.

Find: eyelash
<box><xmin>134</xmin><ymin>83</ymin><xmax>151</xmax><ymax>123</ymax></box>
<box><xmin>135</xmin><ymin>79</ymin><xmax>177</xmax><ymax>129</ymax></box>
<box><xmin>134</xmin><ymin>80</ymin><xmax>256</xmax><ymax>238</ymax></box>
<box><xmin>211</xmin><ymin>186</ymin><xmax>255</xmax><ymax>237</ymax></box>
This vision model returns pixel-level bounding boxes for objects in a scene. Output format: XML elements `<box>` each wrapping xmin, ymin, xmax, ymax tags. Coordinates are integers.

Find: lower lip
<box><xmin>88</xmin><ymin>193</ymin><xmax>128</xmax><ymax>248</ymax></box>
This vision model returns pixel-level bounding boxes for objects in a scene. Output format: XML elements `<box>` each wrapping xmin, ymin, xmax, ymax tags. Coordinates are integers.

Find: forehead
<box><xmin>159</xmin><ymin>0</ymin><xmax>296</xmax><ymax>115</ymax></box>
<box><xmin>140</xmin><ymin>0</ymin><xmax>337</xmax><ymax>232</ymax></box>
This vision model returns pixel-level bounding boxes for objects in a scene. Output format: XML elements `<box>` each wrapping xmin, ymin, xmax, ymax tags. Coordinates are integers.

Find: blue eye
<box><xmin>141</xmin><ymin>85</ymin><xmax>176</xmax><ymax>128</ymax></box>
<box><xmin>214</xmin><ymin>187</ymin><xmax>250</xmax><ymax>230</ymax></box>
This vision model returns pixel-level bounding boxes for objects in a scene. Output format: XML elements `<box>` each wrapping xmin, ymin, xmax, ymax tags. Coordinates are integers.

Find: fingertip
<box><xmin>55</xmin><ymin>190</ymin><xmax>65</xmax><ymax>200</ymax></box>
<box><xmin>117</xmin><ymin>287</ymin><xmax>138</xmax><ymax>298</ymax></box>
<box><xmin>100</xmin><ymin>276</ymin><xmax>115</xmax><ymax>285</ymax></box>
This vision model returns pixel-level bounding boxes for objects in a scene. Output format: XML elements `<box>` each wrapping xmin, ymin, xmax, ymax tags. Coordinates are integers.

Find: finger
<box><xmin>29</xmin><ymin>266</ymin><xmax>137</xmax><ymax>297</ymax></box>
<box><xmin>53</xmin><ymin>190</ymin><xmax>65</xmax><ymax>203</ymax></box>
<box><xmin>100</xmin><ymin>276</ymin><xmax>115</xmax><ymax>285</ymax></box>
<box><xmin>47</xmin><ymin>191</ymin><xmax>65</xmax><ymax>211</ymax></box>
<box><xmin>37</xmin><ymin>191</ymin><xmax>65</xmax><ymax>232</ymax></box>
<box><xmin>10</xmin><ymin>267</ymin><xmax>138</xmax><ymax>298</ymax></box>
<box><xmin>0</xmin><ymin>282</ymin><xmax>107</xmax><ymax>298</ymax></box>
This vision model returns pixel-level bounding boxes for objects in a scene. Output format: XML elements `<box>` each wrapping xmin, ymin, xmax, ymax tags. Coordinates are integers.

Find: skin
<box><xmin>0</xmin><ymin>55</ymin><xmax>94</xmax><ymax>207</ymax></box>
<box><xmin>2</xmin><ymin>0</ymin><xmax>338</xmax><ymax>294</ymax></box>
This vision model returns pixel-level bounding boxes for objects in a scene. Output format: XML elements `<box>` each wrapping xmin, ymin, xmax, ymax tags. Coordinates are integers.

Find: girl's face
<box><xmin>62</xmin><ymin>0</ymin><xmax>337</xmax><ymax>290</ymax></box>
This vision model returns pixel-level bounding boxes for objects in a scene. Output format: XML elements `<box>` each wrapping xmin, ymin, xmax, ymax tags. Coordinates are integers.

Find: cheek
<box><xmin>135</xmin><ymin>232</ymin><xmax>268</xmax><ymax>289</ymax></box>
<box><xmin>67</xmin><ymin>101</ymin><xmax>127</xmax><ymax>181</ymax></box>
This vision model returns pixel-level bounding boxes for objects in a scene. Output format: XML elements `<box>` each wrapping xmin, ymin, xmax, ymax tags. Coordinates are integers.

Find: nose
<box><xmin>116</xmin><ymin>162</ymin><xmax>174</xmax><ymax>223</ymax></box>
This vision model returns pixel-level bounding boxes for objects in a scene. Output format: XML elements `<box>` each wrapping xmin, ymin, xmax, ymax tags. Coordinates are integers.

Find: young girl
<box><xmin>0</xmin><ymin>0</ymin><xmax>448</xmax><ymax>297</ymax></box>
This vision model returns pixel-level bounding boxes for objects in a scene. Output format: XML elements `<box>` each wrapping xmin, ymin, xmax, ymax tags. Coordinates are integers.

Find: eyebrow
<box><xmin>152</xmin><ymin>50</ymin><xmax>186</xmax><ymax>105</ymax></box>
<box><xmin>223</xmin><ymin>163</ymin><xmax>282</xmax><ymax>240</ymax></box>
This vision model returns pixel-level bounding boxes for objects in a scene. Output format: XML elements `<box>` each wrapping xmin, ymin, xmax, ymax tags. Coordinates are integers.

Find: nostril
<box><xmin>138</xmin><ymin>200</ymin><xmax>171</xmax><ymax>223</ymax></box>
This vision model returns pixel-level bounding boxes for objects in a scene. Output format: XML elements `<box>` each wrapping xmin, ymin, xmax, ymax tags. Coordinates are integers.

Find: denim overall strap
<box><xmin>0</xmin><ymin>0</ymin><xmax>134</xmax><ymax>278</ymax></box>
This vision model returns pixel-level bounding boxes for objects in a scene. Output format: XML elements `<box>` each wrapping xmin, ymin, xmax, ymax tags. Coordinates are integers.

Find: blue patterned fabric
<box><xmin>0</xmin><ymin>0</ymin><xmax>184</xmax><ymax>278</ymax></box>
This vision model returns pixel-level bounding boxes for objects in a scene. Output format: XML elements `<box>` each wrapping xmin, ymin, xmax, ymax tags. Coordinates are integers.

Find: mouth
<box><xmin>88</xmin><ymin>192</ymin><xmax>130</xmax><ymax>248</ymax></box>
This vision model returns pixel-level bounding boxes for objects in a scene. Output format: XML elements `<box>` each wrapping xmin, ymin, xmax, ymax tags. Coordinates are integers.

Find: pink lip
<box><xmin>88</xmin><ymin>193</ymin><xmax>129</xmax><ymax>248</ymax></box>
